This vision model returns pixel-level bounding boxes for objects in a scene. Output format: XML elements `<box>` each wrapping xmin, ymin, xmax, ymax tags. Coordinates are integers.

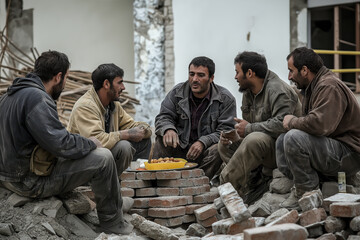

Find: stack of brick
<box><xmin>199</xmin><ymin>183</ymin><xmax>360</xmax><ymax>240</ymax></box>
<box><xmin>119</xmin><ymin>168</ymin><xmax>219</xmax><ymax>227</ymax></box>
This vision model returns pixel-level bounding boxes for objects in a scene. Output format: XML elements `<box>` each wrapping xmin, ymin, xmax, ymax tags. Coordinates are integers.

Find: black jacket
<box><xmin>0</xmin><ymin>73</ymin><xmax>96</xmax><ymax>182</ymax></box>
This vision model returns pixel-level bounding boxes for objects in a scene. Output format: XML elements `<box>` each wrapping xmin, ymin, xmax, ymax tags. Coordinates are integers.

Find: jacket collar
<box><xmin>89</xmin><ymin>86</ymin><xmax>106</xmax><ymax>114</ymax></box>
<box><xmin>254</xmin><ymin>69</ymin><xmax>271</xmax><ymax>96</ymax></box>
<box><xmin>306</xmin><ymin>66</ymin><xmax>329</xmax><ymax>94</ymax></box>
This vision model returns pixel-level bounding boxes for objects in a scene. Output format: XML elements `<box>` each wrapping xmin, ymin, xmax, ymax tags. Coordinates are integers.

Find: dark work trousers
<box><xmin>276</xmin><ymin>129</ymin><xmax>360</xmax><ymax>194</ymax></box>
<box><xmin>1</xmin><ymin>148</ymin><xmax>126</xmax><ymax>229</ymax></box>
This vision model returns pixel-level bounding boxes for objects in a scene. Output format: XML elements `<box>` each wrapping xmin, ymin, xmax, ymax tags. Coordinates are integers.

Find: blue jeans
<box><xmin>276</xmin><ymin>129</ymin><xmax>360</xmax><ymax>193</ymax></box>
<box><xmin>2</xmin><ymin>148</ymin><xmax>125</xmax><ymax>228</ymax></box>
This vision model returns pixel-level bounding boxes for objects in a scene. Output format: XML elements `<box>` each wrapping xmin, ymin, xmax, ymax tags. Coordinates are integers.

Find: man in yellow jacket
<box><xmin>68</xmin><ymin>63</ymin><xmax>152</xmax><ymax>174</ymax></box>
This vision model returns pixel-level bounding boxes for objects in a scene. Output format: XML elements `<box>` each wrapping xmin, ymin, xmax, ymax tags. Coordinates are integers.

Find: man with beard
<box><xmin>153</xmin><ymin>56</ymin><xmax>236</xmax><ymax>179</ymax></box>
<box><xmin>277</xmin><ymin>47</ymin><xmax>360</xmax><ymax>209</ymax></box>
<box><xmin>0</xmin><ymin>51</ymin><xmax>133</xmax><ymax>234</ymax></box>
<box><xmin>68</xmin><ymin>63</ymin><xmax>152</xmax><ymax>175</ymax></box>
<box><xmin>218</xmin><ymin>51</ymin><xmax>301</xmax><ymax>204</ymax></box>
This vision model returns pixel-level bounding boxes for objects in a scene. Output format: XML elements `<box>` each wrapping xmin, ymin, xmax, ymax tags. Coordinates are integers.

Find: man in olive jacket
<box><xmin>277</xmin><ymin>47</ymin><xmax>360</xmax><ymax>209</ymax></box>
<box><xmin>0</xmin><ymin>51</ymin><xmax>132</xmax><ymax>235</ymax></box>
<box><xmin>154</xmin><ymin>56</ymin><xmax>236</xmax><ymax>179</ymax></box>
<box><xmin>219</xmin><ymin>51</ymin><xmax>302</xmax><ymax>204</ymax></box>
<box><xmin>68</xmin><ymin>64</ymin><xmax>152</xmax><ymax>174</ymax></box>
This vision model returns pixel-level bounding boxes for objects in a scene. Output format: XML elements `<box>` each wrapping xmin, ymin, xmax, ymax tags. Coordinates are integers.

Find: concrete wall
<box><xmin>172</xmin><ymin>0</ymin><xmax>291</xmax><ymax>117</ymax></box>
<box><xmin>0</xmin><ymin>0</ymin><xmax>135</xmax><ymax>94</ymax></box>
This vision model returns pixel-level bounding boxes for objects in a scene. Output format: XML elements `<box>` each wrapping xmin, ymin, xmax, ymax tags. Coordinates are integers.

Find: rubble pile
<box><xmin>1</xmin><ymin>169</ymin><xmax>360</xmax><ymax>240</ymax></box>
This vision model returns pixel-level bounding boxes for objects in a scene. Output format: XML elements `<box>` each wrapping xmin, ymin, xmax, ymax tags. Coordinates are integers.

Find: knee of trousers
<box><xmin>93</xmin><ymin>148</ymin><xmax>116</xmax><ymax>168</ymax></box>
<box><xmin>240</xmin><ymin>132</ymin><xmax>273</xmax><ymax>153</ymax></box>
<box><xmin>112</xmin><ymin>140</ymin><xmax>135</xmax><ymax>159</ymax></box>
<box><xmin>283</xmin><ymin>129</ymin><xmax>309</xmax><ymax>155</ymax></box>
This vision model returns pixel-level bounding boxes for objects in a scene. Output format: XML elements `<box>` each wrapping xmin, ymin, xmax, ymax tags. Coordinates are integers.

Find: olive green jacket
<box><xmin>67</xmin><ymin>87</ymin><xmax>151</xmax><ymax>149</ymax></box>
<box><xmin>242</xmin><ymin>70</ymin><xmax>302</xmax><ymax>138</ymax></box>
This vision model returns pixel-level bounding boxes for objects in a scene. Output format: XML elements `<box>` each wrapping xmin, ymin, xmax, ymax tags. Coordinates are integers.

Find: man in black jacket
<box><xmin>0</xmin><ymin>51</ymin><xmax>132</xmax><ymax>235</ymax></box>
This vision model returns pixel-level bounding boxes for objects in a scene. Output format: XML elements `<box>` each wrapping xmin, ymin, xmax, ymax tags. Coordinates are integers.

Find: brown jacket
<box><xmin>289</xmin><ymin>66</ymin><xmax>360</xmax><ymax>154</ymax></box>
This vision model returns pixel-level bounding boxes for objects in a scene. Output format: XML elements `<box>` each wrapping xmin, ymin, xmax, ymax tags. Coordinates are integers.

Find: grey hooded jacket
<box><xmin>0</xmin><ymin>73</ymin><xmax>96</xmax><ymax>182</ymax></box>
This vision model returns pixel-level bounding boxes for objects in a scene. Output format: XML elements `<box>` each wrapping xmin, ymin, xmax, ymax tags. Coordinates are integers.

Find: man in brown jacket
<box><xmin>277</xmin><ymin>47</ymin><xmax>360</xmax><ymax>209</ymax></box>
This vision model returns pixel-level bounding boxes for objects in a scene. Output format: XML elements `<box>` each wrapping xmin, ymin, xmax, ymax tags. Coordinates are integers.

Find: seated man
<box><xmin>277</xmin><ymin>47</ymin><xmax>360</xmax><ymax>209</ymax></box>
<box><xmin>0</xmin><ymin>51</ymin><xmax>132</xmax><ymax>234</ymax></box>
<box><xmin>219</xmin><ymin>51</ymin><xmax>301</xmax><ymax>204</ymax></box>
<box><xmin>68</xmin><ymin>63</ymin><xmax>152</xmax><ymax>174</ymax></box>
<box><xmin>153</xmin><ymin>56</ymin><xmax>236</xmax><ymax>179</ymax></box>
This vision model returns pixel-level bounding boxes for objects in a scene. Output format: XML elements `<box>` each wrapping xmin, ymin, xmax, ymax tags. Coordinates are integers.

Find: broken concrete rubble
<box><xmin>2</xmin><ymin>168</ymin><xmax>360</xmax><ymax>239</ymax></box>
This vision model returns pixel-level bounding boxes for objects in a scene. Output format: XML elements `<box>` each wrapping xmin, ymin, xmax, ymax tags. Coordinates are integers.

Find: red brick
<box><xmin>330</xmin><ymin>202</ymin><xmax>360</xmax><ymax>217</ymax></box>
<box><xmin>323</xmin><ymin>193</ymin><xmax>360</xmax><ymax>212</ymax></box>
<box><xmin>200</xmin><ymin>176</ymin><xmax>210</xmax><ymax>185</ymax></box>
<box><xmin>148</xmin><ymin>206</ymin><xmax>186</xmax><ymax>218</ymax></box>
<box><xmin>157</xmin><ymin>178</ymin><xmax>193</xmax><ymax>187</ymax></box>
<box><xmin>135</xmin><ymin>188</ymin><xmax>157</xmax><ymax>197</ymax></box>
<box><xmin>120</xmin><ymin>171</ymin><xmax>136</xmax><ymax>180</ymax></box>
<box><xmin>121</xmin><ymin>180</ymin><xmax>152</xmax><ymax>189</ymax></box>
<box><xmin>266</xmin><ymin>210</ymin><xmax>299</xmax><ymax>227</ymax></box>
<box><xmin>182</xmin><ymin>214</ymin><xmax>196</xmax><ymax>223</ymax></box>
<box><xmin>212</xmin><ymin>217</ymin><xmax>256</xmax><ymax>235</ymax></box>
<box><xmin>136</xmin><ymin>171</ymin><xmax>156</xmax><ymax>180</ymax></box>
<box><xmin>154</xmin><ymin>216</ymin><xmax>183</xmax><ymax>227</ymax></box>
<box><xmin>218</xmin><ymin>183</ymin><xmax>250</xmax><ymax>223</ymax></box>
<box><xmin>194</xmin><ymin>191</ymin><xmax>220</xmax><ymax>204</ymax></box>
<box><xmin>243</xmin><ymin>223</ymin><xmax>308</xmax><ymax>240</ymax></box>
<box><xmin>156</xmin><ymin>187</ymin><xmax>180</xmax><ymax>196</ymax></box>
<box><xmin>156</xmin><ymin>171</ymin><xmax>181</xmax><ymax>179</ymax></box>
<box><xmin>181</xmin><ymin>169</ymin><xmax>205</xmax><ymax>178</ymax></box>
<box><xmin>121</xmin><ymin>187</ymin><xmax>134</xmax><ymax>197</ymax></box>
<box><xmin>148</xmin><ymin>196</ymin><xmax>189</xmax><ymax>208</ymax></box>
<box><xmin>180</xmin><ymin>186</ymin><xmax>207</xmax><ymax>196</ymax></box>
<box><xmin>75</xmin><ymin>186</ymin><xmax>95</xmax><ymax>201</ymax></box>
<box><xmin>133</xmin><ymin>198</ymin><xmax>151</xmax><ymax>209</ymax></box>
<box><xmin>185</xmin><ymin>195</ymin><xmax>193</xmax><ymax>204</ymax></box>
<box><xmin>185</xmin><ymin>204</ymin><xmax>206</xmax><ymax>214</ymax></box>
<box><xmin>299</xmin><ymin>208</ymin><xmax>327</xmax><ymax>226</ymax></box>
<box><xmin>197</xmin><ymin>215</ymin><xmax>218</xmax><ymax>228</ymax></box>
<box><xmin>194</xmin><ymin>204</ymin><xmax>217</xmax><ymax>221</ymax></box>
<box><xmin>129</xmin><ymin>208</ymin><xmax>148</xmax><ymax>217</ymax></box>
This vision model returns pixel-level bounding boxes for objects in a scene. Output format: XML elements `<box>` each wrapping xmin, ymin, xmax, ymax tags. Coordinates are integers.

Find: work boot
<box><xmin>243</xmin><ymin>174</ymin><xmax>271</xmax><ymax>205</ymax></box>
<box><xmin>122</xmin><ymin>197</ymin><xmax>134</xmax><ymax>213</ymax></box>
<box><xmin>98</xmin><ymin>219</ymin><xmax>133</xmax><ymax>235</ymax></box>
<box><xmin>280</xmin><ymin>187</ymin><xmax>301</xmax><ymax>210</ymax></box>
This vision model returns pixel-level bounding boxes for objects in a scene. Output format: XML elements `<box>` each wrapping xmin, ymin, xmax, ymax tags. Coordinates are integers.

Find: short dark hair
<box><xmin>91</xmin><ymin>64</ymin><xmax>124</xmax><ymax>91</ymax></box>
<box><xmin>234</xmin><ymin>51</ymin><xmax>268</xmax><ymax>78</ymax></box>
<box><xmin>33</xmin><ymin>50</ymin><xmax>70</xmax><ymax>83</ymax></box>
<box><xmin>188</xmin><ymin>56</ymin><xmax>215</xmax><ymax>77</ymax></box>
<box><xmin>287</xmin><ymin>47</ymin><xmax>324</xmax><ymax>73</ymax></box>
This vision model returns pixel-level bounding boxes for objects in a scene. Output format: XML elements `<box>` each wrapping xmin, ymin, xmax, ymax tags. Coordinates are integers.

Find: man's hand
<box><xmin>186</xmin><ymin>141</ymin><xmax>204</xmax><ymax>160</ymax></box>
<box><xmin>220</xmin><ymin>130</ymin><xmax>240</xmax><ymax>145</ymax></box>
<box><xmin>163</xmin><ymin>129</ymin><xmax>179</xmax><ymax>148</ymax></box>
<box><xmin>89</xmin><ymin>136</ymin><xmax>103</xmax><ymax>148</ymax></box>
<box><xmin>120</xmin><ymin>127</ymin><xmax>146</xmax><ymax>142</ymax></box>
<box><xmin>234</xmin><ymin>118</ymin><xmax>249</xmax><ymax>138</ymax></box>
<box><xmin>283</xmin><ymin>114</ymin><xmax>296</xmax><ymax>131</ymax></box>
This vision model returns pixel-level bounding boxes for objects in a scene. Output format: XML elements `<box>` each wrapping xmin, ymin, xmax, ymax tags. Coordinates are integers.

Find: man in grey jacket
<box><xmin>219</xmin><ymin>51</ymin><xmax>302</xmax><ymax>204</ymax></box>
<box><xmin>153</xmin><ymin>56</ymin><xmax>236</xmax><ymax>179</ymax></box>
<box><xmin>0</xmin><ymin>51</ymin><xmax>132</xmax><ymax>235</ymax></box>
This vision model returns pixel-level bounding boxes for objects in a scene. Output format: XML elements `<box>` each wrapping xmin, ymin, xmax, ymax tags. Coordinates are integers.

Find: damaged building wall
<box><xmin>290</xmin><ymin>0</ymin><xmax>308</xmax><ymax>50</ymax></box>
<box><xmin>172</xmin><ymin>0</ymin><xmax>291</xmax><ymax>115</ymax></box>
<box><xmin>133</xmin><ymin>0</ymin><xmax>174</xmax><ymax>124</ymax></box>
